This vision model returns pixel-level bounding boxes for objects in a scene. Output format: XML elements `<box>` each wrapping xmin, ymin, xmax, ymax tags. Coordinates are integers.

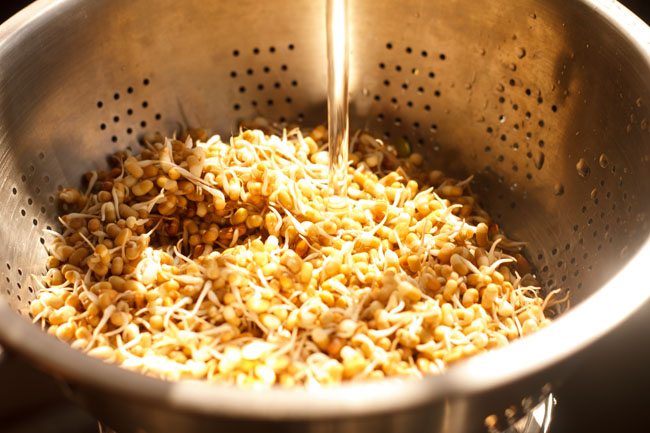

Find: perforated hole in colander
<box><xmin>229</xmin><ymin>43</ymin><xmax>304</xmax><ymax>124</ymax></box>
<box><xmin>1</xmin><ymin>146</ymin><xmax>61</xmax><ymax>310</ymax></box>
<box><xmin>96</xmin><ymin>77</ymin><xmax>164</xmax><ymax>145</ymax></box>
<box><xmin>364</xmin><ymin>42</ymin><xmax>446</xmax><ymax>153</ymax></box>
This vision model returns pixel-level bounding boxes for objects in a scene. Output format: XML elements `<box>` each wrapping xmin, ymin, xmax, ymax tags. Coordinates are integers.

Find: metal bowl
<box><xmin>0</xmin><ymin>0</ymin><xmax>648</xmax><ymax>432</ymax></box>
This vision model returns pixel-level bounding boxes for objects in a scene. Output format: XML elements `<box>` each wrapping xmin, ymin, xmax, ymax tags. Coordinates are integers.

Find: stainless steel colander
<box><xmin>0</xmin><ymin>0</ymin><xmax>649</xmax><ymax>432</ymax></box>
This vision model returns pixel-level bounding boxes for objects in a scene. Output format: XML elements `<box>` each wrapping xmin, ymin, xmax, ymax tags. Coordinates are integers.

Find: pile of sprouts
<box><xmin>30</xmin><ymin>121</ymin><xmax>562</xmax><ymax>387</ymax></box>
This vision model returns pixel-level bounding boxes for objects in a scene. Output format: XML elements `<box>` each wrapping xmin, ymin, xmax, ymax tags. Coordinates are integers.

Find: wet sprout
<box><xmin>31</xmin><ymin>122</ymin><xmax>559</xmax><ymax>387</ymax></box>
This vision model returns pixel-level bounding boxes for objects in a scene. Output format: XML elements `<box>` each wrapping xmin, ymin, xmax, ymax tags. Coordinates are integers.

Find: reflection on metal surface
<box><xmin>98</xmin><ymin>422</ymin><xmax>115</xmax><ymax>433</ymax></box>
<box><xmin>502</xmin><ymin>393</ymin><xmax>555</xmax><ymax>433</ymax></box>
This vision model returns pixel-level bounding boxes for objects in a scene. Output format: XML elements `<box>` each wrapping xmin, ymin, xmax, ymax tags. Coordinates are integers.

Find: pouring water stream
<box><xmin>326</xmin><ymin>0</ymin><xmax>350</xmax><ymax>206</ymax></box>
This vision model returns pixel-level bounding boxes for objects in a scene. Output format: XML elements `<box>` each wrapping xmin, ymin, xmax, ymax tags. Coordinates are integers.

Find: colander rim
<box><xmin>0</xmin><ymin>0</ymin><xmax>649</xmax><ymax>420</ymax></box>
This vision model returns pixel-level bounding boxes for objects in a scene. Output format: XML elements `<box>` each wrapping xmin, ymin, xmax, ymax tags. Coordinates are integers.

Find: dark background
<box><xmin>0</xmin><ymin>1</ymin><xmax>649</xmax><ymax>432</ymax></box>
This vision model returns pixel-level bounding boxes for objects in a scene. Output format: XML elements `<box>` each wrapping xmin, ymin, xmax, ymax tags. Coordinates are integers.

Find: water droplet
<box><xmin>516</xmin><ymin>47</ymin><xmax>526</xmax><ymax>59</ymax></box>
<box><xmin>590</xmin><ymin>188</ymin><xmax>598</xmax><ymax>199</ymax></box>
<box><xmin>535</xmin><ymin>152</ymin><xmax>545</xmax><ymax>170</ymax></box>
<box><xmin>554</xmin><ymin>183</ymin><xmax>565</xmax><ymax>196</ymax></box>
<box><xmin>598</xmin><ymin>153</ymin><xmax>609</xmax><ymax>168</ymax></box>
<box><xmin>576</xmin><ymin>158</ymin><xmax>590</xmax><ymax>178</ymax></box>
<box><xmin>510</xmin><ymin>183</ymin><xmax>519</xmax><ymax>191</ymax></box>
<box><xmin>362</xmin><ymin>88</ymin><xmax>369</xmax><ymax>96</ymax></box>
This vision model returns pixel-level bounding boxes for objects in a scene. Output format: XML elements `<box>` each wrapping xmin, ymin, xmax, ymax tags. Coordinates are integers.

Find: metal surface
<box><xmin>0</xmin><ymin>0</ymin><xmax>648</xmax><ymax>432</ymax></box>
<box><xmin>97</xmin><ymin>394</ymin><xmax>554</xmax><ymax>433</ymax></box>
<box><xmin>502</xmin><ymin>393</ymin><xmax>555</xmax><ymax>433</ymax></box>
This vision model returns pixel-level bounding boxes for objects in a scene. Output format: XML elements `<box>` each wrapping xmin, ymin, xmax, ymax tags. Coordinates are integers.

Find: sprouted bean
<box><xmin>31</xmin><ymin>121</ymin><xmax>563</xmax><ymax>387</ymax></box>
